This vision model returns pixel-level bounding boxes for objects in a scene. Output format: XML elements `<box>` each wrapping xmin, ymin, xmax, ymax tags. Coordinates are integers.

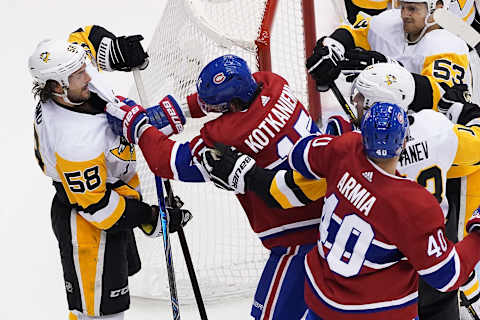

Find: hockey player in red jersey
<box><xmin>325</xmin><ymin>62</ymin><xmax>480</xmax><ymax>320</ymax></box>
<box><xmin>105</xmin><ymin>54</ymin><xmax>324</xmax><ymax>319</ymax></box>
<box><xmin>200</xmin><ymin>102</ymin><xmax>480</xmax><ymax>319</ymax></box>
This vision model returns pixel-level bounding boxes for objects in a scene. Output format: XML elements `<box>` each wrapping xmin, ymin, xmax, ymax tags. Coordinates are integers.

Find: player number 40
<box><xmin>427</xmin><ymin>229</ymin><xmax>448</xmax><ymax>258</ymax></box>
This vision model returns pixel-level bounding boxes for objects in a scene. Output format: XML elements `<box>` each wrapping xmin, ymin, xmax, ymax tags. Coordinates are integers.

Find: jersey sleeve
<box><xmin>421</xmin><ymin>53</ymin><xmax>470</xmax><ymax>111</ymax></box>
<box><xmin>338</xmin><ymin>12</ymin><xmax>373</xmax><ymax>50</ymax></box>
<box><xmin>138</xmin><ymin>126</ymin><xmax>209</xmax><ymax>182</ymax></box>
<box><xmin>268</xmin><ymin>170</ymin><xmax>326</xmax><ymax>209</ymax></box>
<box><xmin>186</xmin><ymin>93</ymin><xmax>208</xmax><ymax>118</ymax></box>
<box><xmin>389</xmin><ymin>195</ymin><xmax>480</xmax><ymax>292</ymax></box>
<box><xmin>325</xmin><ymin>115</ymin><xmax>355</xmax><ymax>136</ymax></box>
<box><xmin>55</xmin><ymin>151</ymin><xmax>136</xmax><ymax>230</ymax></box>
<box><xmin>351</xmin><ymin>0</ymin><xmax>388</xmax><ymax>10</ymax></box>
<box><xmin>452</xmin><ymin>125</ymin><xmax>480</xmax><ymax>167</ymax></box>
<box><xmin>68</xmin><ymin>25</ymin><xmax>116</xmax><ymax>68</ymax></box>
<box><xmin>288</xmin><ymin>134</ymin><xmax>336</xmax><ymax>180</ymax></box>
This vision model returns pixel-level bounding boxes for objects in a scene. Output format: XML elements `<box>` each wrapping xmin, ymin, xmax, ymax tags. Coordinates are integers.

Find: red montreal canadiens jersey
<box><xmin>193</xmin><ymin>71</ymin><xmax>323</xmax><ymax>248</ymax></box>
<box><xmin>288</xmin><ymin>132</ymin><xmax>480</xmax><ymax>319</ymax></box>
<box><xmin>140</xmin><ymin>71</ymin><xmax>322</xmax><ymax>248</ymax></box>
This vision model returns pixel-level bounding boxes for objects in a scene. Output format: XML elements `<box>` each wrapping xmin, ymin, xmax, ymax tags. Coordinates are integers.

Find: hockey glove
<box><xmin>146</xmin><ymin>95</ymin><xmax>186</xmax><ymax>136</ymax></box>
<box><xmin>306</xmin><ymin>36</ymin><xmax>345</xmax><ymax>92</ymax></box>
<box><xmin>438</xmin><ymin>83</ymin><xmax>471</xmax><ymax>115</ymax></box>
<box><xmin>460</xmin><ymin>271</ymin><xmax>480</xmax><ymax>320</ymax></box>
<box><xmin>97</xmin><ymin>35</ymin><xmax>149</xmax><ymax>72</ymax></box>
<box><xmin>325</xmin><ymin>115</ymin><xmax>355</xmax><ymax>136</ymax></box>
<box><xmin>140</xmin><ymin>203</ymin><xmax>193</xmax><ymax>237</ymax></box>
<box><xmin>466</xmin><ymin>206</ymin><xmax>480</xmax><ymax>233</ymax></box>
<box><xmin>340</xmin><ymin>48</ymin><xmax>401</xmax><ymax>82</ymax></box>
<box><xmin>201</xmin><ymin>143</ymin><xmax>256</xmax><ymax>194</ymax></box>
<box><xmin>105</xmin><ymin>97</ymin><xmax>150</xmax><ymax>144</ymax></box>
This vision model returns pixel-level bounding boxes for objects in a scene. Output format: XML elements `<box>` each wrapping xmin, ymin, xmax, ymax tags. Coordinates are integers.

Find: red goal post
<box><xmin>129</xmin><ymin>0</ymin><xmax>321</xmax><ymax>303</ymax></box>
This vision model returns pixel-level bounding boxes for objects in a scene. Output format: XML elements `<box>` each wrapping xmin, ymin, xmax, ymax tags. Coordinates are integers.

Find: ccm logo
<box><xmin>110</xmin><ymin>285</ymin><xmax>129</xmax><ymax>298</ymax></box>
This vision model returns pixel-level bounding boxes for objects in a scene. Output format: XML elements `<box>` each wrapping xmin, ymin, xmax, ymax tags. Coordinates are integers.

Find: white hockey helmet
<box><xmin>28</xmin><ymin>39</ymin><xmax>86</xmax><ymax>89</ymax></box>
<box><xmin>351</xmin><ymin>63</ymin><xmax>415</xmax><ymax>112</ymax></box>
<box><xmin>401</xmin><ymin>0</ymin><xmax>450</xmax><ymax>13</ymax></box>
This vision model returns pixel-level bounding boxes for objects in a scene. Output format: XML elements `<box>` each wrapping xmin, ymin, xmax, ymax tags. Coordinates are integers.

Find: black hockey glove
<box><xmin>140</xmin><ymin>203</ymin><xmax>192</xmax><ymax>237</ymax></box>
<box><xmin>200</xmin><ymin>143</ymin><xmax>256</xmax><ymax>194</ymax></box>
<box><xmin>98</xmin><ymin>34</ymin><xmax>148</xmax><ymax>72</ymax></box>
<box><xmin>340</xmin><ymin>48</ymin><xmax>401</xmax><ymax>82</ymax></box>
<box><xmin>438</xmin><ymin>83</ymin><xmax>471</xmax><ymax>114</ymax></box>
<box><xmin>306</xmin><ymin>36</ymin><xmax>345</xmax><ymax>92</ymax></box>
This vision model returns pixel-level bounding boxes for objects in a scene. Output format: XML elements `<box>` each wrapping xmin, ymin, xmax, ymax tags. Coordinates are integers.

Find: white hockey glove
<box><xmin>140</xmin><ymin>199</ymin><xmax>193</xmax><ymax>237</ymax></box>
<box><xmin>460</xmin><ymin>271</ymin><xmax>480</xmax><ymax>320</ymax></box>
<box><xmin>200</xmin><ymin>143</ymin><xmax>256</xmax><ymax>194</ymax></box>
<box><xmin>306</xmin><ymin>36</ymin><xmax>345</xmax><ymax>91</ymax></box>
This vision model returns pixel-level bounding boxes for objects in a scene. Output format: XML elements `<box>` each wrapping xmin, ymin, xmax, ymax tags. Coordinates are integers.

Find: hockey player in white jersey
<box><xmin>326</xmin><ymin>62</ymin><xmax>480</xmax><ymax>319</ymax></box>
<box><xmin>29</xmin><ymin>34</ymin><xmax>191</xmax><ymax>319</ymax></box>
<box><xmin>308</xmin><ymin>0</ymin><xmax>470</xmax><ymax>112</ymax></box>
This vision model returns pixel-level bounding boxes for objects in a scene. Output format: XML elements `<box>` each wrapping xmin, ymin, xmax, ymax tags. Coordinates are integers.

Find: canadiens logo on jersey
<box><xmin>40</xmin><ymin>51</ymin><xmax>50</xmax><ymax>63</ymax></box>
<box><xmin>110</xmin><ymin>137</ymin><xmax>136</xmax><ymax>161</ymax></box>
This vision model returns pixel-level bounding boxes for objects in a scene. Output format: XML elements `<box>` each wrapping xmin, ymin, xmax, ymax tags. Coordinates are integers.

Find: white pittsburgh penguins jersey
<box><xmin>33</xmin><ymin>85</ymin><xmax>140</xmax><ymax>230</ymax></box>
<box><xmin>341</xmin><ymin>9</ymin><xmax>470</xmax><ymax>108</ymax></box>
<box><xmin>397</xmin><ymin>110</ymin><xmax>458</xmax><ymax>218</ymax></box>
<box><xmin>450</xmin><ymin>0</ymin><xmax>476</xmax><ymax>26</ymax></box>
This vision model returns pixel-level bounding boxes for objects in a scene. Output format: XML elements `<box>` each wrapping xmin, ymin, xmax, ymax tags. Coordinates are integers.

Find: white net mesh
<box><xmin>128</xmin><ymin>0</ymin><xmax>316</xmax><ymax>303</ymax></box>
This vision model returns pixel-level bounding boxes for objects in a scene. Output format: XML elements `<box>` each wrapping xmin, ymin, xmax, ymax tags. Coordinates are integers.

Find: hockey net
<box><xmin>129</xmin><ymin>0</ymin><xmax>320</xmax><ymax>303</ymax></box>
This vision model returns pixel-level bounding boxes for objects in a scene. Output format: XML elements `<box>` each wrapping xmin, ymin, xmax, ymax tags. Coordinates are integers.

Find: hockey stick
<box><xmin>433</xmin><ymin>8</ymin><xmax>480</xmax><ymax>52</ymax></box>
<box><xmin>133</xmin><ymin>68</ymin><xmax>208</xmax><ymax>320</ymax></box>
<box><xmin>460</xmin><ymin>291</ymin><xmax>480</xmax><ymax>320</ymax></box>
<box><xmin>155</xmin><ymin>176</ymin><xmax>181</xmax><ymax>320</ymax></box>
<box><xmin>133</xmin><ymin>69</ymin><xmax>181</xmax><ymax>320</ymax></box>
<box><xmin>329</xmin><ymin>80</ymin><xmax>357</xmax><ymax>122</ymax></box>
<box><xmin>163</xmin><ymin>180</ymin><xmax>208</xmax><ymax>320</ymax></box>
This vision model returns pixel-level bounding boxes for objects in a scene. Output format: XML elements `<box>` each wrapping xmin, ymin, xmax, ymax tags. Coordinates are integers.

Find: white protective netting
<box><xmin>129</xmin><ymin>0</ymin><xmax>318</xmax><ymax>303</ymax></box>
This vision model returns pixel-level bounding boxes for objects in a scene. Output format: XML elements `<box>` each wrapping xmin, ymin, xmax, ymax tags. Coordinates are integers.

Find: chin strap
<box><xmin>52</xmin><ymin>87</ymin><xmax>85</xmax><ymax>106</ymax></box>
<box><xmin>406</xmin><ymin>14</ymin><xmax>436</xmax><ymax>44</ymax></box>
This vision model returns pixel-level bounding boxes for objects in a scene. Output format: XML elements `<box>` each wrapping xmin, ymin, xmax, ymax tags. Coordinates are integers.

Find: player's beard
<box><xmin>67</xmin><ymin>86</ymin><xmax>91</xmax><ymax>104</ymax></box>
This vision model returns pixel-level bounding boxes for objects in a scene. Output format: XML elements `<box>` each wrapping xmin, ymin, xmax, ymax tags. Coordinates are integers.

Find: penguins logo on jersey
<box><xmin>40</xmin><ymin>52</ymin><xmax>50</xmax><ymax>63</ymax></box>
<box><xmin>110</xmin><ymin>137</ymin><xmax>136</xmax><ymax>161</ymax></box>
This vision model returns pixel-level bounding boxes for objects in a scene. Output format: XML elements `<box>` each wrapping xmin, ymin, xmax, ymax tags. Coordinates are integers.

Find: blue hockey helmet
<box><xmin>196</xmin><ymin>55</ymin><xmax>258</xmax><ymax>113</ymax></box>
<box><xmin>361</xmin><ymin>102</ymin><xmax>408</xmax><ymax>159</ymax></box>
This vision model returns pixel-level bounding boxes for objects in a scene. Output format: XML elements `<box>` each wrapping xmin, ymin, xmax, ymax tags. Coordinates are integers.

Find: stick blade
<box><xmin>433</xmin><ymin>8</ymin><xmax>480</xmax><ymax>48</ymax></box>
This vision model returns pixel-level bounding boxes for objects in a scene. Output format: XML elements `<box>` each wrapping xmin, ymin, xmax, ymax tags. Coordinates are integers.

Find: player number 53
<box><xmin>433</xmin><ymin>59</ymin><xmax>465</xmax><ymax>85</ymax></box>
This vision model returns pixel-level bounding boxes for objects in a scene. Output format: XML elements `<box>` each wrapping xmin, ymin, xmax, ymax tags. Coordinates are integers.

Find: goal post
<box><xmin>128</xmin><ymin>0</ymin><xmax>320</xmax><ymax>303</ymax></box>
